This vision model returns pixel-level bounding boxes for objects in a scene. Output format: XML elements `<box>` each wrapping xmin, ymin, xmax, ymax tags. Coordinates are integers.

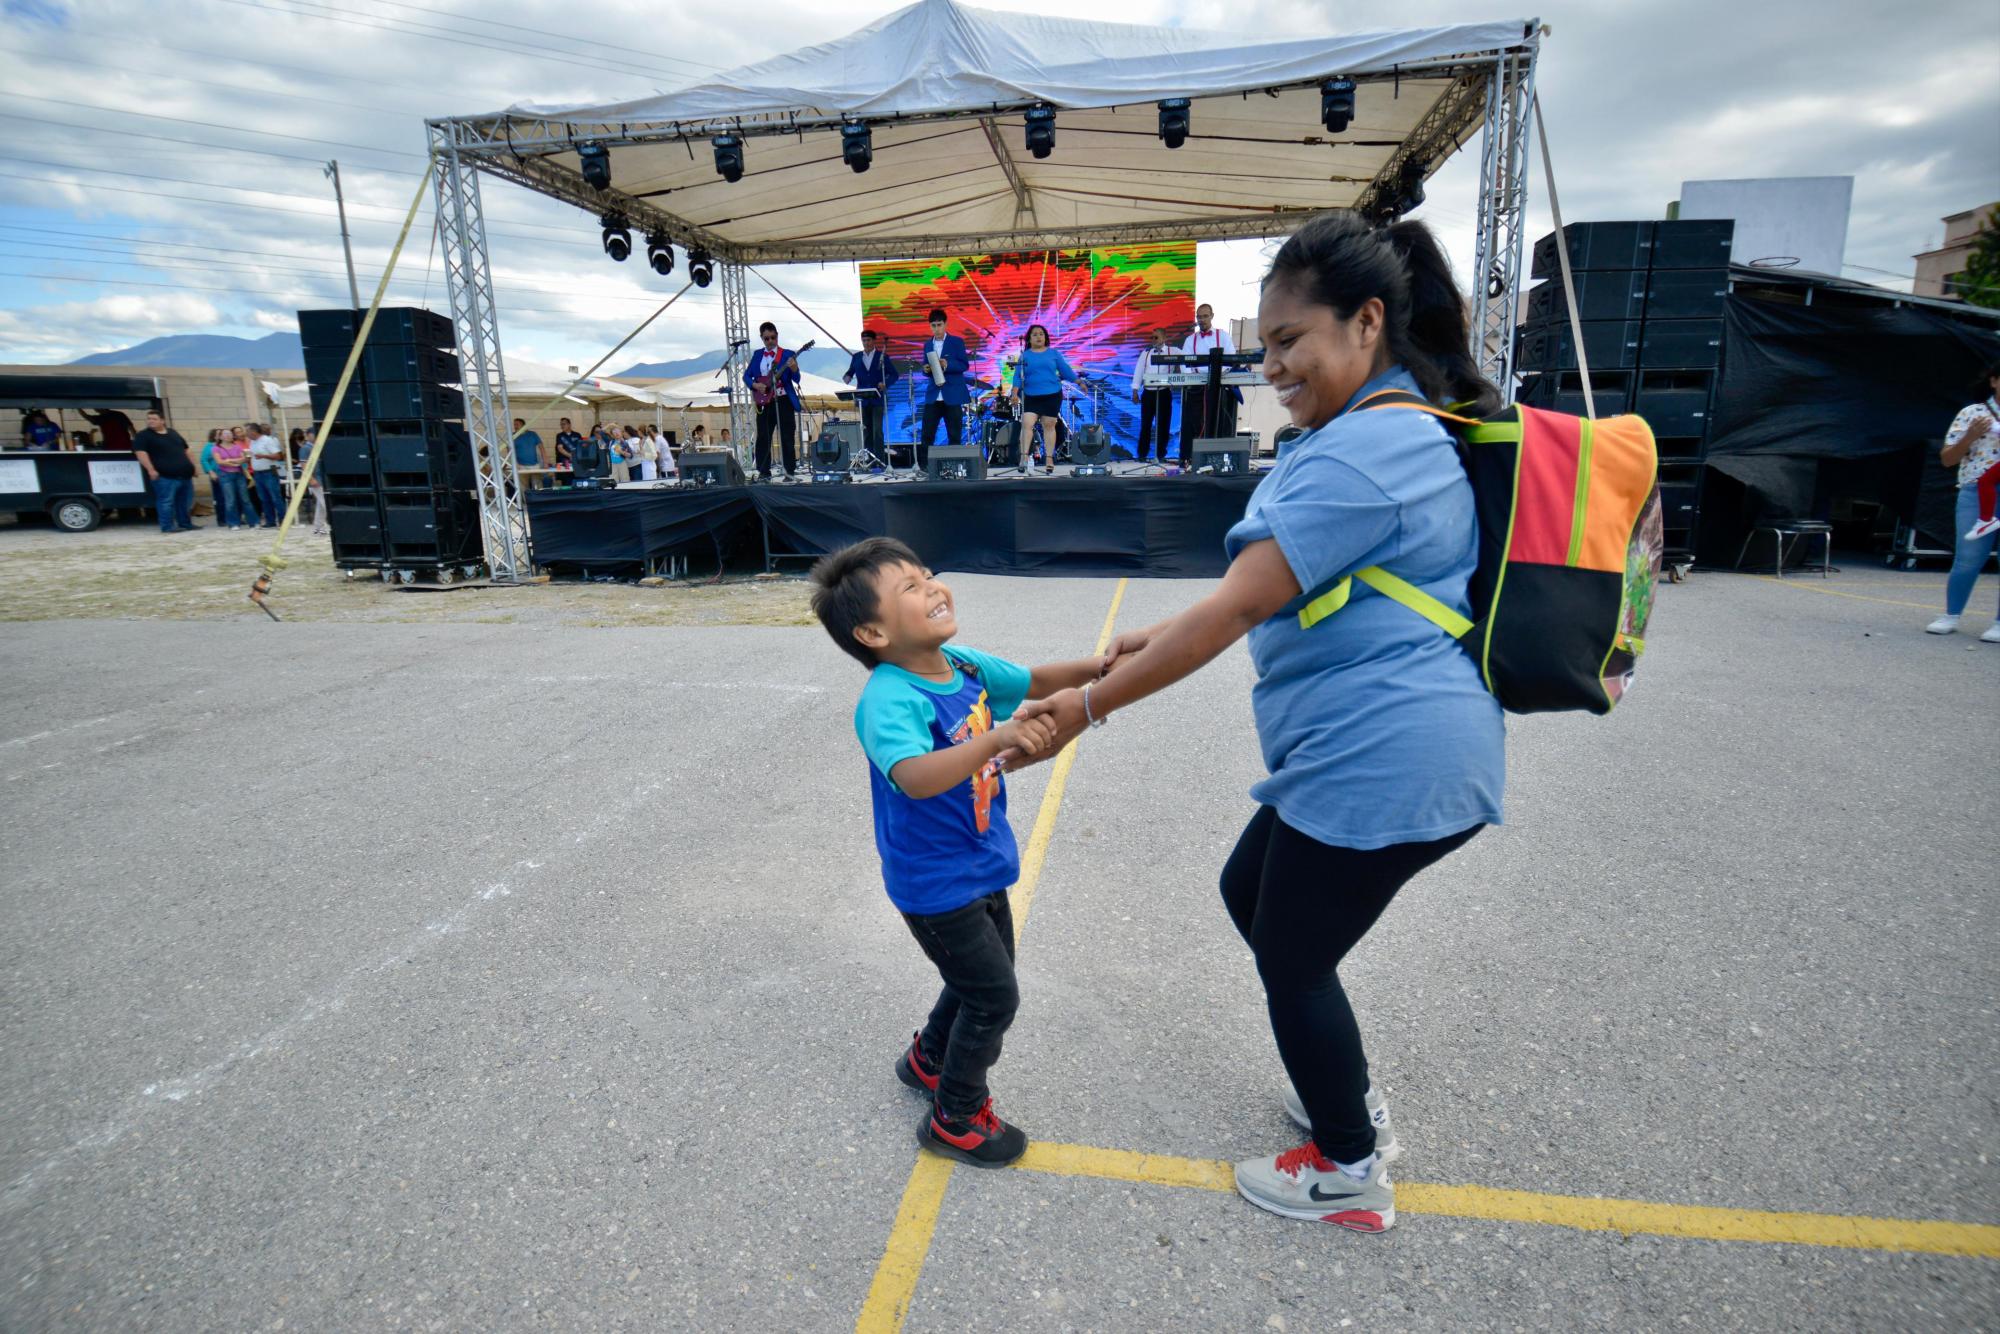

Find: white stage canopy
<box><xmin>432</xmin><ymin>0</ymin><xmax>1536</xmax><ymax>263</ymax></box>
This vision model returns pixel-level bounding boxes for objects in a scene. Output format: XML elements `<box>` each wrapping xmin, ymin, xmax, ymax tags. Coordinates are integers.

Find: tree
<box><xmin>1949</xmin><ymin>206</ymin><xmax>2000</xmax><ymax>309</ymax></box>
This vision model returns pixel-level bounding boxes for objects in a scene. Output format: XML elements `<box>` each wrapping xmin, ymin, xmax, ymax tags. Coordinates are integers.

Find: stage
<box><xmin>523</xmin><ymin>471</ymin><xmax>1264</xmax><ymax>578</ymax></box>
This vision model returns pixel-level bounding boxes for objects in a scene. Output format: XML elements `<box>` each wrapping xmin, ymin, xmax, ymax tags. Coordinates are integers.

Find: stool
<box><xmin>1735</xmin><ymin>519</ymin><xmax>1832</xmax><ymax>578</ymax></box>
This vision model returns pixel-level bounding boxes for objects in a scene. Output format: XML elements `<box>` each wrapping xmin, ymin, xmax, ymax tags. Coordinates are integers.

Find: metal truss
<box><xmin>719</xmin><ymin>260</ymin><xmax>756</xmax><ymax>467</ymax></box>
<box><xmin>429</xmin><ymin>132</ymin><xmax>528</xmax><ymax>580</ymax></box>
<box><xmin>1468</xmin><ymin>36</ymin><xmax>1540</xmax><ymax>404</ymax></box>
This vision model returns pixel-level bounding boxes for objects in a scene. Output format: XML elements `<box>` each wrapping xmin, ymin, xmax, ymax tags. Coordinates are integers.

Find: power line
<box><xmin>353</xmin><ymin>0</ymin><xmax>721</xmax><ymax>78</ymax></box>
<box><xmin>0</xmin><ymin>90</ymin><xmax>424</xmax><ymax>162</ymax></box>
<box><xmin>7</xmin><ymin>47</ymin><xmax>419</xmax><ymax>122</ymax></box>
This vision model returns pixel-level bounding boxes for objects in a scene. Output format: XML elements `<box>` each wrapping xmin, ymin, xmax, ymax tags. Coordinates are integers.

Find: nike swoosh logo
<box><xmin>1308</xmin><ymin>1183</ymin><xmax>1362</xmax><ymax>1202</ymax></box>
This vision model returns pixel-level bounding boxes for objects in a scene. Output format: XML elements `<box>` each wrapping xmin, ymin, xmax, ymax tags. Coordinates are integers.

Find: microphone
<box><xmin>728</xmin><ymin>338</ymin><xmax>749</xmax><ymax>349</ymax></box>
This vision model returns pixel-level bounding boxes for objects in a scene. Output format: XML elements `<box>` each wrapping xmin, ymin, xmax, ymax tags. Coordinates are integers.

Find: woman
<box><xmin>1013</xmin><ymin>324</ymin><xmax>1077</xmax><ymax>474</ymax></box>
<box><xmin>1928</xmin><ymin>360</ymin><xmax>2000</xmax><ymax>641</ymax></box>
<box><xmin>292</xmin><ymin>428</ymin><xmax>327</xmax><ymax>535</ymax></box>
<box><xmin>1015</xmin><ymin>212</ymin><xmax>1504</xmax><ymax>1233</ymax></box>
<box><xmin>199</xmin><ymin>429</ymin><xmax>225</xmax><ymax>522</ymax></box>
<box><xmin>212</xmin><ymin>427</ymin><xmax>254</xmax><ymax>529</ymax></box>
<box><xmin>23</xmin><ymin>409</ymin><xmax>63</xmax><ymax>450</ymax></box>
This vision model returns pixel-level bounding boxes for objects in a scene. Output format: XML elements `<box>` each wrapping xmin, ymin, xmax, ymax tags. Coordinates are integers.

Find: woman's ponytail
<box><xmin>1264</xmin><ymin>210</ymin><xmax>1501</xmax><ymax>416</ymax></box>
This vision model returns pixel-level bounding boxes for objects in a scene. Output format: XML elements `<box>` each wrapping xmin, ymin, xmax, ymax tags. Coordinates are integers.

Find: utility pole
<box><xmin>323</xmin><ymin>160</ymin><xmax>362</xmax><ymax>310</ymax></box>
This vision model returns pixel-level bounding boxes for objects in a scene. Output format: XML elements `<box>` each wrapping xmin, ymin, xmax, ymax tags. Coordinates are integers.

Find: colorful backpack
<box><xmin>1297</xmin><ymin>389</ymin><xmax>1663</xmax><ymax>714</ymax></box>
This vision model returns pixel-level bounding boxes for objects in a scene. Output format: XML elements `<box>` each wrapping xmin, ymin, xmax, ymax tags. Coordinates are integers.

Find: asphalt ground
<box><xmin>1</xmin><ymin>561</ymin><xmax>1996</xmax><ymax>1331</ymax></box>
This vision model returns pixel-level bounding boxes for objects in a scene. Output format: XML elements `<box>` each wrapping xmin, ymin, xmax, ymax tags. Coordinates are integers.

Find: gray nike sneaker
<box><xmin>1234</xmin><ymin>1141</ymin><xmax>1395</xmax><ymax>1231</ymax></box>
<box><xmin>1282</xmin><ymin>1081</ymin><xmax>1403</xmax><ymax>1163</ymax></box>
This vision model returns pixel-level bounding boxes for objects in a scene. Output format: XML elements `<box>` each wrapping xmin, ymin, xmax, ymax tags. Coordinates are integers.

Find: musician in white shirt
<box><xmin>1130</xmin><ymin>328</ymin><xmax>1175</xmax><ymax>462</ymax></box>
<box><xmin>1177</xmin><ymin>303</ymin><xmax>1240</xmax><ymax>459</ymax></box>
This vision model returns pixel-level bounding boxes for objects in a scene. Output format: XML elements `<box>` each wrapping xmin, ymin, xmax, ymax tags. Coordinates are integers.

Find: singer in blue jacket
<box><xmin>917</xmin><ymin>307</ymin><xmax>970</xmax><ymax>469</ymax></box>
<box><xmin>744</xmin><ymin>321</ymin><xmax>803</xmax><ymax>480</ymax></box>
<box><xmin>842</xmin><ymin>328</ymin><xmax>900</xmax><ymax>465</ymax></box>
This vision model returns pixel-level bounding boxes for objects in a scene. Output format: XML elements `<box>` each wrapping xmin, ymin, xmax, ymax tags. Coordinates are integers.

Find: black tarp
<box><xmin>524</xmin><ymin>475</ymin><xmax>1262</xmax><ymax>578</ymax></box>
<box><xmin>1703</xmin><ymin>295</ymin><xmax>2000</xmax><ymax>558</ymax></box>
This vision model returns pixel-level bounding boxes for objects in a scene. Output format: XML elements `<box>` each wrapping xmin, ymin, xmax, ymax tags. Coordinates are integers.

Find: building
<box><xmin>0</xmin><ymin>363</ymin><xmax>307</xmax><ymax>450</ymax></box>
<box><xmin>1675</xmin><ymin>177</ymin><xmax>1852</xmax><ymax>276</ymax></box>
<box><xmin>1913</xmin><ymin>204</ymin><xmax>1998</xmax><ymax>300</ymax></box>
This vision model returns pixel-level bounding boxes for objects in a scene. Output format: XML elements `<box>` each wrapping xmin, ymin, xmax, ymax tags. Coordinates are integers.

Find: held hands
<box><xmin>996</xmin><ymin>712</ymin><xmax>1060</xmax><ymax>765</ymax></box>
<box><xmin>1000</xmin><ymin>689</ymin><xmax>1090</xmax><ymax>771</ymax></box>
<box><xmin>1100</xmin><ymin>627</ymin><xmax>1155</xmax><ymax>676</ymax></box>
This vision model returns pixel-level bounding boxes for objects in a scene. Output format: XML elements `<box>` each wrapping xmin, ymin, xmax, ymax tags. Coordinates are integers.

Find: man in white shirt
<box><xmin>1129</xmin><ymin>328</ymin><xmax>1175</xmax><ymax>463</ymax></box>
<box><xmin>1177</xmin><ymin>304</ymin><xmax>1239</xmax><ymax>461</ymax></box>
<box><xmin>247</xmin><ymin>422</ymin><xmax>285</xmax><ymax>529</ymax></box>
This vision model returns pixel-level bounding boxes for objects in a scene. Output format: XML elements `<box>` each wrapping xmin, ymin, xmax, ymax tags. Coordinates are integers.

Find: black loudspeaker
<box><xmin>680</xmin><ymin>449</ymin><xmax>746</xmax><ymax>487</ymax></box>
<box><xmin>361</xmin><ymin>343</ymin><xmax>461</xmax><ymax>385</ymax></box>
<box><xmin>926</xmin><ymin>444</ymin><xmax>987</xmax><ymax>482</ymax></box>
<box><xmin>1633</xmin><ymin>370</ymin><xmax>1716</xmax><ymax>444</ymax></box>
<box><xmin>327</xmin><ymin>502</ymin><xmax>385</xmax><ymax>561</ymax></box>
<box><xmin>1639</xmin><ymin>320</ymin><xmax>1723</xmax><ymax>368</ymax></box>
<box><xmin>1517</xmin><ymin>321</ymin><xmax>1642</xmax><ymax>372</ymax></box>
<box><xmin>1517</xmin><ymin>369</ymin><xmax>1635</xmax><ymax>416</ymax></box>
<box><xmin>381</xmin><ymin>492</ymin><xmax>482</xmax><ymax>562</ymax></box>
<box><xmin>1524</xmin><ymin>270</ymin><xmax>1649</xmax><ymax>324</ymax></box>
<box><xmin>1190</xmin><ymin>437</ymin><xmax>1251</xmax><ymax>475</ymax></box>
<box><xmin>303</xmin><ymin>345</ymin><xmax>365</xmax><ymax>390</ymax></box>
<box><xmin>367</xmin><ymin>380</ymin><xmax>465</xmax><ymax>421</ymax></box>
<box><xmin>373</xmin><ymin>421</ymin><xmax>474</xmax><ymax>491</ymax></box>
<box><xmin>309</xmin><ymin>379</ymin><xmax>369</xmax><ymax>422</ymax></box>
<box><xmin>1644</xmin><ymin>269</ymin><xmax>1729</xmax><ymax>319</ymax></box>
<box><xmin>317</xmin><ymin>423</ymin><xmax>374</xmax><ymax>488</ymax></box>
<box><xmin>1531</xmin><ymin>222</ymin><xmax>1653</xmax><ymax>278</ymax></box>
<box><xmin>298</xmin><ymin>306</ymin><xmax>454</xmax><ymax>350</ymax></box>
<box><xmin>1651</xmin><ymin>219</ymin><xmax>1734</xmax><ymax>270</ymax></box>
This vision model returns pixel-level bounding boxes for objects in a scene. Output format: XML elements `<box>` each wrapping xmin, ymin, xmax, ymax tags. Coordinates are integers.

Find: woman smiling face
<box><xmin>1256</xmin><ymin>278</ymin><xmax>1390</xmax><ymax>432</ymax></box>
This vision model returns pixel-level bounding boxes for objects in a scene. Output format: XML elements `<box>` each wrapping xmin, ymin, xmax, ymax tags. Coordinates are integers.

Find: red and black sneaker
<box><xmin>919</xmin><ymin>1097</ymin><xmax>1028</xmax><ymax>1168</ymax></box>
<box><xmin>895</xmin><ymin>1033</ymin><xmax>940</xmax><ymax>1095</ymax></box>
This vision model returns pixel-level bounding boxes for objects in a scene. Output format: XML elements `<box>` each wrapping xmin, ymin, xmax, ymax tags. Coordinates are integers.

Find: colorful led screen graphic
<box><xmin>857</xmin><ymin>242</ymin><xmax>1196</xmax><ymax>451</ymax></box>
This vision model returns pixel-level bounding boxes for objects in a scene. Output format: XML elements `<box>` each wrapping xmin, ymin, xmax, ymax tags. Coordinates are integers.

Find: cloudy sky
<box><xmin>0</xmin><ymin>0</ymin><xmax>1993</xmax><ymax>368</ymax></box>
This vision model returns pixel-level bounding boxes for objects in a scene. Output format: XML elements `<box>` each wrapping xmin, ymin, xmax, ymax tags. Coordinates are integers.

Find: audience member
<box><xmin>131</xmin><ymin>409</ymin><xmax>197</xmax><ymax>532</ymax></box>
<box><xmin>212</xmin><ymin>428</ymin><xmax>254</xmax><ymax>529</ymax></box>
<box><xmin>248</xmin><ymin>421</ymin><xmax>284</xmax><ymax>529</ymax></box>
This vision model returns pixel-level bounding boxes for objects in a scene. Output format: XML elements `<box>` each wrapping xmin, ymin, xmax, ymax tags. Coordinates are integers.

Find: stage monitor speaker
<box><xmin>1190</xmin><ymin>437</ymin><xmax>1250</xmax><ymax>476</ymax></box>
<box><xmin>926</xmin><ymin>444</ymin><xmax>987</xmax><ymax>482</ymax></box>
<box><xmin>679</xmin><ymin>449</ymin><xmax>746</xmax><ymax>487</ymax></box>
<box><xmin>1070</xmin><ymin>422</ymin><xmax>1112</xmax><ymax>464</ymax></box>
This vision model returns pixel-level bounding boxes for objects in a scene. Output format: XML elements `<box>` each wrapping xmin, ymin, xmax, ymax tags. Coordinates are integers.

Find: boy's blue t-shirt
<box><xmin>854</xmin><ymin>644</ymin><xmax>1033</xmax><ymax>916</ymax></box>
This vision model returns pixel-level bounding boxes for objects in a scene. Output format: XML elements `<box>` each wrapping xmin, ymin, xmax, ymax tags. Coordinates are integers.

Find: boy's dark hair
<box><xmin>810</xmin><ymin>536</ymin><xmax>925</xmax><ymax>668</ymax></box>
<box><xmin>927</xmin><ymin>307</ymin><xmax>947</xmax><ymax>324</ymax></box>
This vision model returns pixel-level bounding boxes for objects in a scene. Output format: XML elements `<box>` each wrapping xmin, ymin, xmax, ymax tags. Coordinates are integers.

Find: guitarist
<box><xmin>745</xmin><ymin>321</ymin><xmax>804</xmax><ymax>481</ymax></box>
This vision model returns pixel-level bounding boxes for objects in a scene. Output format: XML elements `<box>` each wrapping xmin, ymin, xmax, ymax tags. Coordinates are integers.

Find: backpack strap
<box><xmin>1353</xmin><ymin>388</ymin><xmax>1481</xmax><ymax>426</ymax></box>
<box><xmin>1297</xmin><ymin>566</ymin><xmax>1474</xmax><ymax>638</ymax></box>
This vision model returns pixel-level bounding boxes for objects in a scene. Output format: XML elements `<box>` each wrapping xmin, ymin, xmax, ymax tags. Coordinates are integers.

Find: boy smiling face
<box><xmin>854</xmin><ymin>561</ymin><xmax>957</xmax><ymax>660</ymax></box>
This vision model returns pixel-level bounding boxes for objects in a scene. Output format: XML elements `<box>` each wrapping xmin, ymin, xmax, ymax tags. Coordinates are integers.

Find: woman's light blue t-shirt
<box><xmin>1223</xmin><ymin>366</ymin><xmax>1504</xmax><ymax>850</ymax></box>
<box><xmin>1018</xmin><ymin>348</ymin><xmax>1078</xmax><ymax>398</ymax></box>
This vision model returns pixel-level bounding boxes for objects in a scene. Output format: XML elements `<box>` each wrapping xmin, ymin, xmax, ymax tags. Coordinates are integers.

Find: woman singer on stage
<box><xmin>1014</xmin><ymin>323</ymin><xmax>1077</xmax><ymax>475</ymax></box>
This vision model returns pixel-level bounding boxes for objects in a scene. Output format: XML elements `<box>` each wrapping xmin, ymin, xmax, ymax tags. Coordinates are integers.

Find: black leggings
<box><xmin>904</xmin><ymin>890</ymin><xmax>1019</xmax><ymax>1118</ymax></box>
<box><xmin>1219</xmin><ymin>806</ymin><xmax>1481</xmax><ymax>1161</ymax></box>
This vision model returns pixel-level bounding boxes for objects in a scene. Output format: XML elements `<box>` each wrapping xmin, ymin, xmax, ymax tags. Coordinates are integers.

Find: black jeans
<box><xmin>1219</xmin><ymin>806</ymin><xmax>1481</xmax><ymax>1162</ymax></box>
<box><xmin>903</xmin><ymin>890</ymin><xmax>1019</xmax><ymax>1117</ymax></box>
<box><xmin>859</xmin><ymin>396</ymin><xmax>885</xmax><ymax>461</ymax></box>
<box><xmin>919</xmin><ymin>401</ymin><xmax>962</xmax><ymax>469</ymax></box>
<box><xmin>1134</xmin><ymin>388</ymin><xmax>1174</xmax><ymax>461</ymax></box>
<box><xmin>755</xmin><ymin>399</ymin><xmax>797</xmax><ymax>477</ymax></box>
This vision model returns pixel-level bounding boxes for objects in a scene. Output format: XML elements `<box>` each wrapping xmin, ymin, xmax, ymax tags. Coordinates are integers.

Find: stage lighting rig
<box><xmin>1024</xmin><ymin>104</ymin><xmax>1056</xmax><ymax>159</ymax></box>
<box><xmin>712</xmin><ymin>134</ymin><xmax>745</xmax><ymax>183</ymax></box>
<box><xmin>600</xmin><ymin>213</ymin><xmax>632</xmax><ymax>262</ymax></box>
<box><xmin>1394</xmin><ymin>159</ymin><xmax>1427</xmax><ymax>216</ymax></box>
<box><xmin>577</xmin><ymin>141</ymin><xmax>611</xmax><ymax>191</ymax></box>
<box><xmin>645</xmin><ymin>231</ymin><xmax>674</xmax><ymax>276</ymax></box>
<box><xmin>686</xmin><ymin>247</ymin><xmax>714</xmax><ymax>288</ymax></box>
<box><xmin>841</xmin><ymin>121</ymin><xmax>873</xmax><ymax>173</ymax></box>
<box><xmin>1156</xmin><ymin>98</ymin><xmax>1190</xmax><ymax>149</ymax></box>
<box><xmin>1320</xmin><ymin>78</ymin><xmax>1356</xmax><ymax>134</ymax></box>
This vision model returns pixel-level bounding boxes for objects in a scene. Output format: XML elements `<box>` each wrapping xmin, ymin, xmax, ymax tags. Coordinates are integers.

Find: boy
<box><xmin>809</xmin><ymin>538</ymin><xmax>1104</xmax><ymax>1166</ymax></box>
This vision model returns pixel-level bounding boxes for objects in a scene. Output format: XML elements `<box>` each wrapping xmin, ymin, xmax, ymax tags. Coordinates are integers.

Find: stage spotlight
<box><xmin>712</xmin><ymin>134</ymin><xmax>745</xmax><ymax>183</ymax></box>
<box><xmin>1320</xmin><ymin>78</ymin><xmax>1356</xmax><ymax>134</ymax></box>
<box><xmin>1395</xmin><ymin>159</ymin><xmax>1427</xmax><ymax>216</ymax></box>
<box><xmin>600</xmin><ymin>213</ymin><xmax>632</xmax><ymax>262</ymax></box>
<box><xmin>645</xmin><ymin>231</ymin><xmax>674</xmax><ymax>276</ymax></box>
<box><xmin>686</xmin><ymin>247</ymin><xmax>714</xmax><ymax>288</ymax></box>
<box><xmin>1156</xmin><ymin>98</ymin><xmax>1190</xmax><ymax>149</ymax></box>
<box><xmin>841</xmin><ymin>122</ymin><xmax>873</xmax><ymax>173</ymax></box>
<box><xmin>577</xmin><ymin>141</ymin><xmax>611</xmax><ymax>191</ymax></box>
<box><xmin>1024</xmin><ymin>104</ymin><xmax>1056</xmax><ymax>159</ymax></box>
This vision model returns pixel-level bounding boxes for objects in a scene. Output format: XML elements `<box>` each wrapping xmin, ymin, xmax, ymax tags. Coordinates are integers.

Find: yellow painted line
<box><xmin>856</xmin><ymin>578</ymin><xmax>1129</xmax><ymax>1333</ymax></box>
<box><xmin>1748</xmin><ymin>575</ymin><xmax>1946</xmax><ymax>612</ymax></box>
<box><xmin>1012</xmin><ymin>1141</ymin><xmax>2000</xmax><ymax>1260</ymax></box>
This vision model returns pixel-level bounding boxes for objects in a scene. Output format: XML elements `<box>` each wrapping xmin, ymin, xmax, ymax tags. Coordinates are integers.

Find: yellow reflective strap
<box><xmin>1354</xmin><ymin>567</ymin><xmax>1475</xmax><ymax>639</ymax></box>
<box><xmin>1296</xmin><ymin>577</ymin><xmax>1353</xmax><ymax>630</ymax></box>
<box><xmin>1618</xmin><ymin>632</ymin><xmax>1645</xmax><ymax>655</ymax></box>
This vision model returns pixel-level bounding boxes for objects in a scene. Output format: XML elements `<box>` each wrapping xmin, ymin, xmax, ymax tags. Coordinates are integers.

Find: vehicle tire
<box><xmin>48</xmin><ymin>497</ymin><xmax>101</xmax><ymax>533</ymax></box>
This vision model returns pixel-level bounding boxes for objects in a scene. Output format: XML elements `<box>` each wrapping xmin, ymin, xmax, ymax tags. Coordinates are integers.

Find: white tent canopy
<box><xmin>647</xmin><ymin>368</ymin><xmax>856</xmax><ymax>408</ymax></box>
<box><xmin>434</xmin><ymin>0</ymin><xmax>1534</xmax><ymax>262</ymax></box>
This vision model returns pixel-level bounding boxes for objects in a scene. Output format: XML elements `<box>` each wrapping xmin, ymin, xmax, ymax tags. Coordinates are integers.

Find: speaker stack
<box><xmin>298</xmin><ymin>308</ymin><xmax>485</xmax><ymax>580</ymax></box>
<box><xmin>1516</xmin><ymin>219</ymin><xmax>1733</xmax><ymax>563</ymax></box>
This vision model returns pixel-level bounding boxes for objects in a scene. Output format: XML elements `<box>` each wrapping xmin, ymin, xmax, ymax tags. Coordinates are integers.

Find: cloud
<box><xmin>0</xmin><ymin>292</ymin><xmax>219</xmax><ymax>361</ymax></box>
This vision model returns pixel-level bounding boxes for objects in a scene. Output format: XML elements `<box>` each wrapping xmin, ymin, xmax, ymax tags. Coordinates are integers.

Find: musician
<box><xmin>1013</xmin><ymin>323</ymin><xmax>1076</xmax><ymax>474</ymax></box>
<box><xmin>842</xmin><ymin>328</ymin><xmax>899</xmax><ymax>462</ymax></box>
<box><xmin>917</xmin><ymin>307</ymin><xmax>970</xmax><ymax>469</ymax></box>
<box><xmin>1130</xmin><ymin>327</ymin><xmax>1174</xmax><ymax>462</ymax></box>
<box><xmin>1178</xmin><ymin>302</ymin><xmax>1240</xmax><ymax>459</ymax></box>
<box><xmin>744</xmin><ymin>321</ymin><xmax>802</xmax><ymax>480</ymax></box>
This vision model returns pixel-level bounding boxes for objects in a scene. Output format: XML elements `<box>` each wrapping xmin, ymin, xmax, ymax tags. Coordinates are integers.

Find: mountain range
<box><xmin>61</xmin><ymin>332</ymin><xmax>856</xmax><ymax>382</ymax></box>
